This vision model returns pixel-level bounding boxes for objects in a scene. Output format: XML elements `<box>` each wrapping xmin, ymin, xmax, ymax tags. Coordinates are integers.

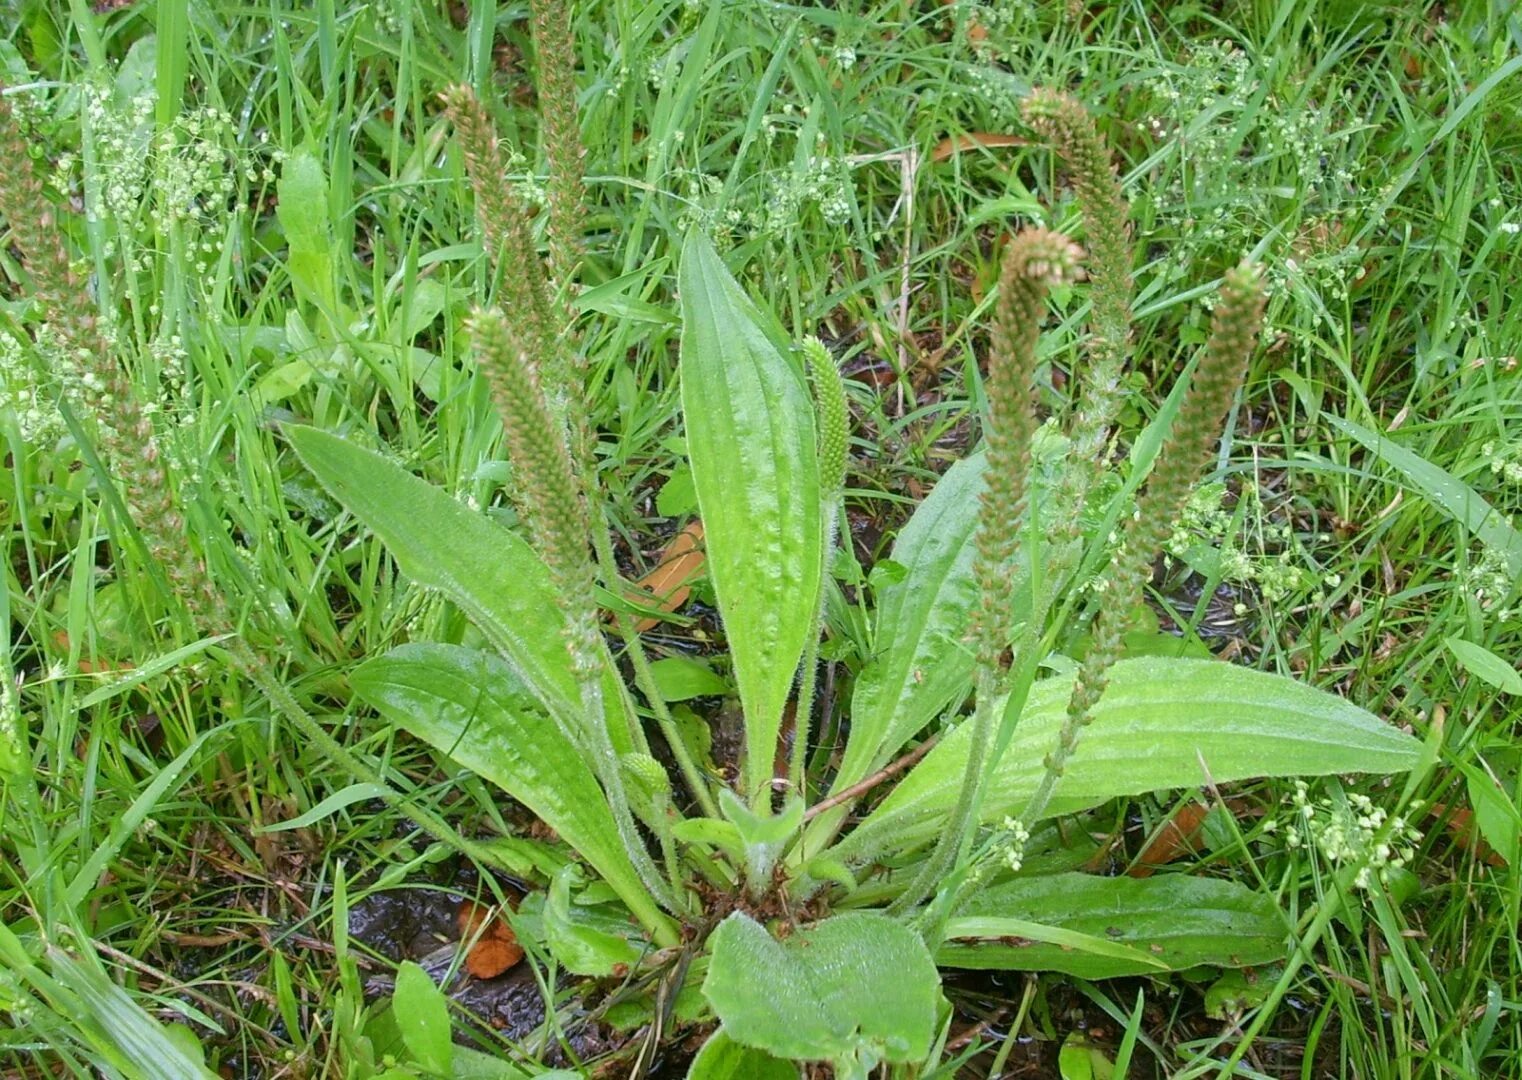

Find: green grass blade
<box><xmin>1328</xmin><ymin>414</ymin><xmax>1522</xmax><ymax>575</ymax></box>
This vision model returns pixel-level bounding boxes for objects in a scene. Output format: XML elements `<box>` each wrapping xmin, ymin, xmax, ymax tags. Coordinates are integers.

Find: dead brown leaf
<box><xmin>1129</xmin><ymin>803</ymin><xmax>1211</xmax><ymax>877</ymax></box>
<box><xmin>929</xmin><ymin>132</ymin><xmax>1030</xmax><ymax>164</ymax></box>
<box><xmin>458</xmin><ymin>901</ymin><xmax>525</xmax><ymax>978</ymax></box>
<box><xmin>623</xmin><ymin>521</ymin><xmax>705</xmax><ymax>632</ymax></box>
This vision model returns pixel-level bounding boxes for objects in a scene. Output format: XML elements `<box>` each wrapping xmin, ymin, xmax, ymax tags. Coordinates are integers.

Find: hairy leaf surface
<box><xmin>287</xmin><ymin>426</ymin><xmax>636</xmax><ymax>754</ymax></box>
<box><xmin>703</xmin><ymin>911</ymin><xmax>938</xmax><ymax>1067</ymax></box>
<box><xmin>835</xmin><ymin>451</ymin><xmax>987</xmax><ymax>793</ymax></box>
<box><xmin>679</xmin><ymin>234</ymin><xmax>823</xmax><ymax>799</ymax></box>
<box><xmin>687</xmin><ymin>1029</ymin><xmax>798</xmax><ymax>1080</ymax></box>
<box><xmin>837</xmin><ymin>657</ymin><xmax>1421</xmax><ymax>861</ymax></box>
<box><xmin>351</xmin><ymin>644</ymin><xmax>670</xmax><ymax>938</ymax></box>
<box><xmin>939</xmin><ymin>873</ymin><xmax>1285</xmax><ymax>977</ymax></box>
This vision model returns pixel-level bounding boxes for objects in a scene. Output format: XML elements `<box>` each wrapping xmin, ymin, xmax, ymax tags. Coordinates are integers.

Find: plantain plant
<box><xmin>280</xmin><ymin>86</ymin><xmax>1424</xmax><ymax>1077</ymax></box>
<box><xmin>0</xmin><ymin>51</ymin><xmax>1424</xmax><ymax>1068</ymax></box>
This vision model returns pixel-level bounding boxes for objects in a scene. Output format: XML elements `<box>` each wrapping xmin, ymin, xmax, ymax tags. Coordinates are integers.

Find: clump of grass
<box><xmin>0</xmin><ymin>84</ymin><xmax>510</xmax><ymax>883</ymax></box>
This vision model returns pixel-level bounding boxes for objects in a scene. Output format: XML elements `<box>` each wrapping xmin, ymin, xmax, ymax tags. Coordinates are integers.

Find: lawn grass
<box><xmin>2</xmin><ymin>0</ymin><xmax>1521</xmax><ymax>1076</ymax></box>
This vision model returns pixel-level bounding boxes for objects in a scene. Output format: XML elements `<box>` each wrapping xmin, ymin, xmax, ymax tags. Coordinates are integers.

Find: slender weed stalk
<box><xmin>790</xmin><ymin>337</ymin><xmax>850</xmax><ymax>796</ymax></box>
<box><xmin>1020</xmin><ymin>89</ymin><xmax>1133</xmax><ymax>577</ymax></box>
<box><xmin>444</xmin><ymin>80</ymin><xmax>718</xmax><ymax>827</ymax></box>
<box><xmin>0</xmin><ymin>86</ymin><xmax>520</xmax><ymax>888</ymax></box>
<box><xmin>528</xmin><ymin>0</ymin><xmax>586</xmax><ymax>290</ymax></box>
<box><xmin>440</xmin><ymin>86</ymin><xmax>560</xmax><ymax>399</ymax></box>
<box><xmin>467</xmin><ymin>308</ymin><xmax>679</xmax><ymax>911</ymax></box>
<box><xmin>891</xmin><ymin>229</ymin><xmax>1084</xmax><ymax>915</ymax></box>
<box><xmin>1020</xmin><ymin>263</ymin><xmax>1266</xmax><ymax>826</ymax></box>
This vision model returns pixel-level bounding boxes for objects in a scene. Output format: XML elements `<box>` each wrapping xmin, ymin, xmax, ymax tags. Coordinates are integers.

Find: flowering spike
<box><xmin>1024</xmin><ymin>262</ymin><xmax>1266</xmax><ymax>824</ymax></box>
<box><xmin>803</xmin><ymin>337</ymin><xmax>849</xmax><ymax>501</ymax></box>
<box><xmin>891</xmin><ymin>228</ymin><xmax>1082</xmax><ymax>917</ymax></box>
<box><xmin>465</xmin><ymin>307</ymin><xmax>596</xmax><ymax>649</ymax></box>
<box><xmin>440</xmin><ymin>85</ymin><xmax>560</xmax><ymax>393</ymax></box>
<box><xmin>528</xmin><ymin>0</ymin><xmax>586</xmax><ymax>289</ymax></box>
<box><xmin>972</xmin><ymin>228</ymin><xmax>1084</xmax><ymax>671</ymax></box>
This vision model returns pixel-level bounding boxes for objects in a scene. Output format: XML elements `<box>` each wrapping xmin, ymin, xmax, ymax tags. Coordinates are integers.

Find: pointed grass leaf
<box><xmin>350</xmin><ymin>643</ymin><xmax>672</xmax><ymax>940</ymax></box>
<box><xmin>702</xmin><ymin>911</ymin><xmax>939</xmax><ymax>1066</ymax></box>
<box><xmin>44</xmin><ymin>946</ymin><xmax>218</xmax><ymax>1079</ymax></box>
<box><xmin>1445</xmin><ymin>636</ymin><xmax>1522</xmax><ymax>695</ymax></box>
<box><xmin>392</xmin><ymin>962</ymin><xmax>453</xmax><ymax>1076</ymax></box>
<box><xmin>687</xmin><ymin>1028</ymin><xmax>799</xmax><ymax>1079</ymax></box>
<box><xmin>837</xmin><ymin>657</ymin><xmax>1421</xmax><ymax>862</ymax></box>
<box><xmin>255</xmin><ymin>783</ymin><xmax>394</xmax><ymax>833</ymax></box>
<box><xmin>286</xmin><ymin>426</ymin><xmax>637</xmax><ymax>756</ymax></box>
<box><xmin>1329</xmin><ymin>415</ymin><xmax>1522</xmax><ymax>576</ymax></box>
<box><xmin>939</xmin><ymin>873</ymin><xmax>1285</xmax><ymax>978</ymax></box>
<box><xmin>678</xmin><ymin>234</ymin><xmax>823</xmax><ymax>800</ymax></box>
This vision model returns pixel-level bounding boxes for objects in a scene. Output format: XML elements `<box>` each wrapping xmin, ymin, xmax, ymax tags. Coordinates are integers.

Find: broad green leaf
<box><xmin>1461</xmin><ymin>760</ymin><xmax>1520</xmax><ymax>866</ymax></box>
<box><xmin>679</xmin><ymin>233</ymin><xmax>823</xmax><ymax>800</ymax></box>
<box><xmin>392</xmin><ymin>962</ymin><xmax>453</xmax><ymax>1076</ymax></box>
<box><xmin>671</xmin><ymin>817</ymin><xmax>746</xmax><ymax>863</ymax></box>
<box><xmin>276</xmin><ymin>149</ymin><xmax>337</xmax><ymax>312</ymax></box>
<box><xmin>703</xmin><ymin>911</ymin><xmax>939</xmax><ymax>1068</ymax></box>
<box><xmin>1445</xmin><ymin>637</ymin><xmax>1522</xmax><ymax>695</ymax></box>
<box><xmin>688</xmin><ymin>1028</ymin><xmax>798</xmax><ymax>1079</ymax></box>
<box><xmin>938</xmin><ymin>873</ymin><xmax>1285</xmax><ymax>978</ymax></box>
<box><xmin>832</xmin><ymin>452</ymin><xmax>987</xmax><ymax>796</ymax></box>
<box><xmin>1329</xmin><ymin>415</ymin><xmax>1522</xmax><ymax>576</ymax></box>
<box><xmin>452</xmin><ymin>1047</ymin><xmax>569</xmax><ymax>1079</ymax></box>
<box><xmin>542</xmin><ymin>866</ymin><xmax>642</xmax><ymax>976</ymax></box>
<box><xmin>1058</xmin><ymin>1033</ymin><xmax>1116</xmax><ymax>1080</ymax></box>
<box><xmin>647</xmin><ymin>655</ymin><xmax>730</xmax><ymax>701</ymax></box>
<box><xmin>350</xmin><ymin>643</ymin><xmax>672</xmax><ymax>940</ymax></box>
<box><xmin>1203</xmin><ymin>969</ymin><xmax>1275</xmax><ymax>1019</ymax></box>
<box><xmin>837</xmin><ymin>657</ymin><xmax>1421</xmax><ymax>861</ymax></box>
<box><xmin>939</xmin><ymin>915</ymin><xmax>1167</xmax><ymax>973</ymax></box>
<box><xmin>286</xmin><ymin>426</ymin><xmax>637</xmax><ymax>756</ymax></box>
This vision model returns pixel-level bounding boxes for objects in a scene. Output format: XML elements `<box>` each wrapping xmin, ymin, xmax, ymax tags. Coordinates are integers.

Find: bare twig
<box><xmin>803</xmin><ymin>734</ymin><xmax>940</xmax><ymax>821</ymax></box>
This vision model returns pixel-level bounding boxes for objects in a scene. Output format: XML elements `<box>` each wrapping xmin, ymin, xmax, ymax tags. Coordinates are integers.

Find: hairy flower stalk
<box><xmin>467</xmin><ymin>309</ymin><xmax>677</xmax><ymax>909</ymax></box>
<box><xmin>440</xmin><ymin>86</ymin><xmax>560</xmax><ymax>397</ymax></box>
<box><xmin>528</xmin><ymin>0</ymin><xmax>586</xmax><ymax>291</ymax></box>
<box><xmin>791</xmin><ymin>337</ymin><xmax>850</xmax><ymax>795</ymax></box>
<box><xmin>445</xmin><ymin>83</ymin><xmax>714</xmax><ymax>826</ymax></box>
<box><xmin>892</xmin><ymin>230</ymin><xmax>1084</xmax><ymax>916</ymax></box>
<box><xmin>0</xmin><ymin>89</ymin><xmax>587</xmax><ymax>920</ymax></box>
<box><xmin>1021</xmin><ymin>263</ymin><xmax>1266</xmax><ymax>827</ymax></box>
<box><xmin>1021</xmin><ymin>90</ymin><xmax>1133</xmax><ymax>574</ymax></box>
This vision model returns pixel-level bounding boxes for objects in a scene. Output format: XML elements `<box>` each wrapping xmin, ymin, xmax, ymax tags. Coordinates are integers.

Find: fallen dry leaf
<box><xmin>51</xmin><ymin>630</ymin><xmax>134</xmax><ymax>675</ymax></box>
<box><xmin>1429</xmin><ymin>803</ymin><xmax>1508</xmax><ymax>868</ymax></box>
<box><xmin>1130</xmin><ymin>803</ymin><xmax>1211</xmax><ymax>877</ymax></box>
<box><xmin>1129</xmin><ymin>799</ymin><xmax>1259</xmax><ymax>877</ymax></box>
<box><xmin>457</xmin><ymin>900</ymin><xmax>525</xmax><ymax>978</ymax></box>
<box><xmin>623</xmin><ymin>521</ymin><xmax>705</xmax><ymax>632</ymax></box>
<box><xmin>930</xmin><ymin>132</ymin><xmax>1030</xmax><ymax>163</ymax></box>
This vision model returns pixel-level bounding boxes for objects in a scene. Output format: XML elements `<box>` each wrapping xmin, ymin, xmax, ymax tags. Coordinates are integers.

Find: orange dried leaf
<box><xmin>1429</xmin><ymin>803</ymin><xmax>1508</xmax><ymax>868</ymax></box>
<box><xmin>930</xmin><ymin>132</ymin><xmax>1029</xmax><ymax>163</ymax></box>
<box><xmin>1130</xmin><ymin>803</ymin><xmax>1211</xmax><ymax>877</ymax></box>
<box><xmin>625</xmin><ymin>521</ymin><xmax>705</xmax><ymax>632</ymax></box>
<box><xmin>457</xmin><ymin>901</ymin><xmax>524</xmax><ymax>978</ymax></box>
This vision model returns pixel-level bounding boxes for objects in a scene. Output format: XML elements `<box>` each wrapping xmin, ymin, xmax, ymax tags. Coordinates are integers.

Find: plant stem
<box><xmin>888</xmin><ymin>231</ymin><xmax>1082</xmax><ymax>917</ymax></box>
